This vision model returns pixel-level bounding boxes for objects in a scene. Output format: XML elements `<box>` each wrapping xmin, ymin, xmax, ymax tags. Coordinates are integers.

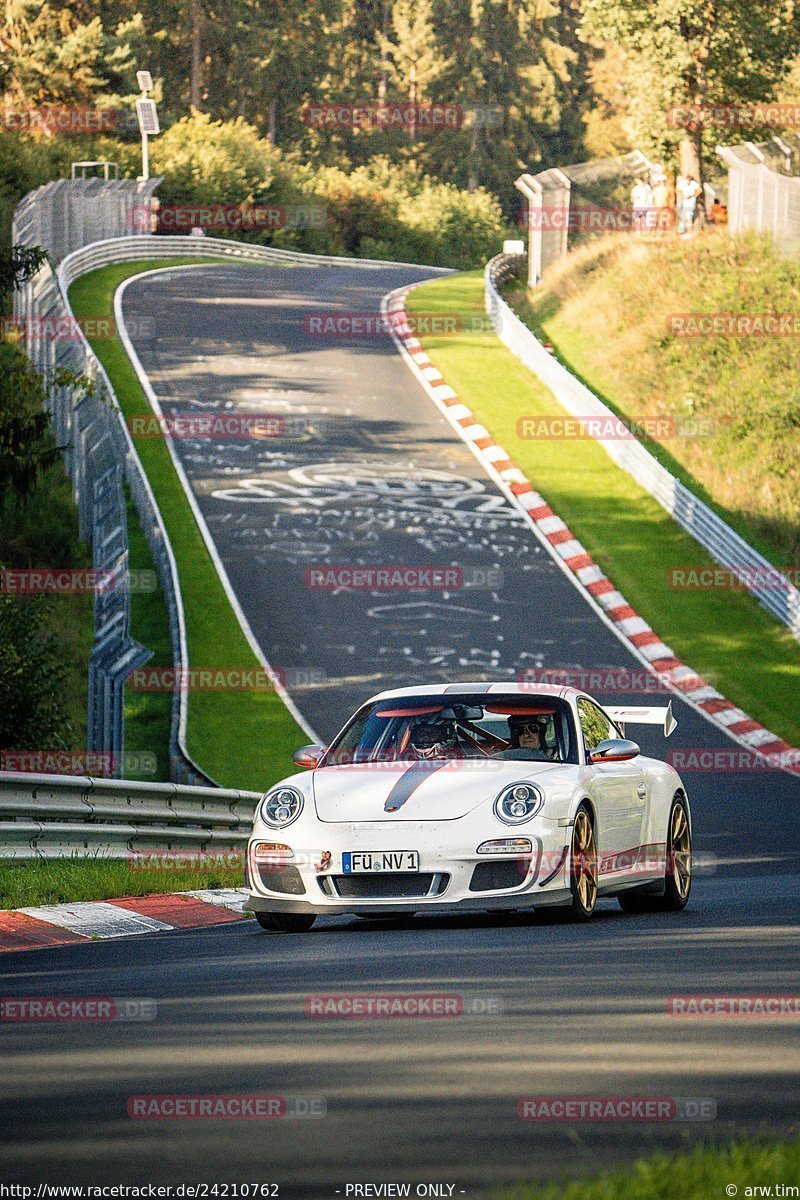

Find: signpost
<box><xmin>135</xmin><ymin>72</ymin><xmax>159</xmax><ymax>182</ymax></box>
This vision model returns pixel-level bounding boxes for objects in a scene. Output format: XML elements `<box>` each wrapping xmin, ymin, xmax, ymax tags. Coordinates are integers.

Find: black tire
<box><xmin>618</xmin><ymin>794</ymin><xmax>692</xmax><ymax>913</ymax></box>
<box><xmin>255</xmin><ymin>911</ymin><xmax>316</xmax><ymax>932</ymax></box>
<box><xmin>567</xmin><ymin>804</ymin><xmax>598</xmax><ymax>921</ymax></box>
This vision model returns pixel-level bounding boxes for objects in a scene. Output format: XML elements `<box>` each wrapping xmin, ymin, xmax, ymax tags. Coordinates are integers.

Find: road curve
<box><xmin>118</xmin><ymin>261</ymin><xmax>800</xmax><ymax>870</ymax></box>
<box><xmin>2</xmin><ymin>259</ymin><xmax>796</xmax><ymax>1195</ymax></box>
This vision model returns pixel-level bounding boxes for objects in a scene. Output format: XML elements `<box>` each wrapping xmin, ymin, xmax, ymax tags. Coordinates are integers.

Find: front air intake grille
<box><xmin>257</xmin><ymin>864</ymin><xmax>305</xmax><ymax>895</ymax></box>
<box><xmin>469</xmin><ymin>859</ymin><xmax>530</xmax><ymax>893</ymax></box>
<box><xmin>330</xmin><ymin>872</ymin><xmax>442</xmax><ymax>899</ymax></box>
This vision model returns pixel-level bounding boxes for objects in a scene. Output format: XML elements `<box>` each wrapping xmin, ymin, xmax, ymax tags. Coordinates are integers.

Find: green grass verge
<box><xmin>68</xmin><ymin>258</ymin><xmax>308</xmax><ymax>790</ymax></box>
<box><xmin>506</xmin><ymin>230</ymin><xmax>800</xmax><ymax>566</ymax></box>
<box><xmin>0</xmin><ymin>854</ymin><xmax>244</xmax><ymax>909</ymax></box>
<box><xmin>493</xmin><ymin>1137</ymin><xmax>800</xmax><ymax>1200</ymax></box>
<box><xmin>406</xmin><ymin>271</ymin><xmax>800</xmax><ymax>747</ymax></box>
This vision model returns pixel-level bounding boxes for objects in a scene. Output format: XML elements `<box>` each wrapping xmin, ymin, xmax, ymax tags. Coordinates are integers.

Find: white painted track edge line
<box><xmin>115</xmin><ymin>266</ymin><xmax>320</xmax><ymax>747</ymax></box>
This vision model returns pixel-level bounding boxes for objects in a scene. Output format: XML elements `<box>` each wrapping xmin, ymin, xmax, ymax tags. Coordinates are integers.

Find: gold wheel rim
<box><xmin>670</xmin><ymin>803</ymin><xmax>692</xmax><ymax>899</ymax></box>
<box><xmin>572</xmin><ymin>811</ymin><xmax>597</xmax><ymax>912</ymax></box>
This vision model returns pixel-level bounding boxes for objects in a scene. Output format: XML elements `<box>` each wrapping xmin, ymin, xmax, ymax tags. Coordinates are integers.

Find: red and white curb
<box><xmin>383</xmin><ymin>287</ymin><xmax>799</xmax><ymax>777</ymax></box>
<box><xmin>0</xmin><ymin>889</ymin><xmax>250</xmax><ymax>953</ymax></box>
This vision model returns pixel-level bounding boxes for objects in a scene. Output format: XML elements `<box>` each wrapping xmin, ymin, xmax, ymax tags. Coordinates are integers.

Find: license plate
<box><xmin>342</xmin><ymin>851</ymin><xmax>419</xmax><ymax>874</ymax></box>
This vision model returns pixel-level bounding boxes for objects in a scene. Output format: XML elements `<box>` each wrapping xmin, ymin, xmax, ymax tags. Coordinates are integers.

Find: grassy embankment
<box><xmin>406</xmin><ymin>266</ymin><xmax>800</xmax><ymax>747</ymax></box>
<box><xmin>506</xmin><ymin>229</ymin><xmax>799</xmax><ymax>566</ymax></box>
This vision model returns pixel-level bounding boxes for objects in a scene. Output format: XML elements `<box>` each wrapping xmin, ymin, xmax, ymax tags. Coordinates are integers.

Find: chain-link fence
<box><xmin>12</xmin><ymin>177</ymin><xmax>160</xmax><ymax>266</ymax></box>
<box><xmin>718</xmin><ymin>135</ymin><xmax>800</xmax><ymax>255</ymax></box>
<box><xmin>515</xmin><ymin>150</ymin><xmax>653</xmax><ymax>286</ymax></box>
<box><xmin>11</xmin><ymin>257</ymin><xmax>156</xmax><ymax>777</ymax></box>
<box><xmin>12</xmin><ymin>182</ymin><xmax>214</xmax><ymax>785</ymax></box>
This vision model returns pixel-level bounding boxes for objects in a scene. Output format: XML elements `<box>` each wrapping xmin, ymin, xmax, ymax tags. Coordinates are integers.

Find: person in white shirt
<box><xmin>676</xmin><ymin>174</ymin><xmax>702</xmax><ymax>236</ymax></box>
<box><xmin>631</xmin><ymin>177</ymin><xmax>652</xmax><ymax>235</ymax></box>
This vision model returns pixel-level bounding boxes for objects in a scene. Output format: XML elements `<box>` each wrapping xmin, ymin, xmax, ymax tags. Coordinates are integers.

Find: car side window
<box><xmin>577</xmin><ymin>699</ymin><xmax>611</xmax><ymax>753</ymax></box>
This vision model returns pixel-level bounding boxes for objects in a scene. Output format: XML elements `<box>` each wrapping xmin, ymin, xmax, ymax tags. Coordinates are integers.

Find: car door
<box><xmin>577</xmin><ymin>698</ymin><xmax>647</xmax><ymax>875</ymax></box>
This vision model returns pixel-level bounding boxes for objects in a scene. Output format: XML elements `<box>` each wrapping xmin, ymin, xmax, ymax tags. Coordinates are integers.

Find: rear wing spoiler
<box><xmin>603</xmin><ymin>702</ymin><xmax>677</xmax><ymax>738</ymax></box>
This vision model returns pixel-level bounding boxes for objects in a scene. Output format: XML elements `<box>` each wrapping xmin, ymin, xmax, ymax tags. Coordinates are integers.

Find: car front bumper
<box><xmin>244</xmin><ymin>822</ymin><xmax>573</xmax><ymax>917</ymax></box>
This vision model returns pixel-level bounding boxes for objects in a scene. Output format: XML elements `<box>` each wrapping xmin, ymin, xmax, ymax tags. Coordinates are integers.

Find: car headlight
<box><xmin>260</xmin><ymin>786</ymin><xmax>304</xmax><ymax>829</ymax></box>
<box><xmin>494</xmin><ymin>782</ymin><xmax>544</xmax><ymax>825</ymax></box>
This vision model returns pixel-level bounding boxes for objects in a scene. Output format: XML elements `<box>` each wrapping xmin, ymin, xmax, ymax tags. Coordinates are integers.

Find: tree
<box><xmin>0</xmin><ymin>245</ymin><xmax>46</xmax><ymax>298</ymax></box>
<box><xmin>150</xmin><ymin>111</ymin><xmax>281</xmax><ymax>203</ymax></box>
<box><xmin>422</xmin><ymin>0</ymin><xmax>581</xmax><ymax>208</ymax></box>
<box><xmin>0</xmin><ymin>339</ymin><xmax>60</xmax><ymax>503</ymax></box>
<box><xmin>0</xmin><ymin>0</ymin><xmax>107</xmax><ymax>106</ymax></box>
<box><xmin>379</xmin><ymin>0</ymin><xmax>450</xmax><ymax>140</ymax></box>
<box><xmin>580</xmin><ymin>0</ymin><xmax>800</xmax><ymax>182</ymax></box>
<box><xmin>0</xmin><ymin>590</ymin><xmax>72</xmax><ymax>752</ymax></box>
<box><xmin>0</xmin><ymin>0</ymin><xmax>142</xmax><ymax>120</ymax></box>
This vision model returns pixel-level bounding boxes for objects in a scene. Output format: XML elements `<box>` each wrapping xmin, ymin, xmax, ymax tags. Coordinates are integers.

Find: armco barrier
<box><xmin>9</xmin><ymin>206</ymin><xmax>446</xmax><ymax>787</ymax></box>
<box><xmin>0</xmin><ymin>772</ymin><xmax>261</xmax><ymax>858</ymax></box>
<box><xmin>485</xmin><ymin>254</ymin><xmax>800</xmax><ymax>641</ymax></box>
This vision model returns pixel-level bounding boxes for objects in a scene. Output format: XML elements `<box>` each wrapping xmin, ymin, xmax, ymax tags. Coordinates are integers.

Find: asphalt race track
<box><xmin>2</xmin><ymin>260</ymin><xmax>797</xmax><ymax>1196</ymax></box>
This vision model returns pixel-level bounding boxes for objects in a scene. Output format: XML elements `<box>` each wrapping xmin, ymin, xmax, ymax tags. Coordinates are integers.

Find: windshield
<box><xmin>324</xmin><ymin>693</ymin><xmax>578</xmax><ymax>765</ymax></box>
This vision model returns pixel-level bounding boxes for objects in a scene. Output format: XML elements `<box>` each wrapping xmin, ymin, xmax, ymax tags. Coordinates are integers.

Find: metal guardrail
<box><xmin>52</xmin><ymin>235</ymin><xmax>440</xmax><ymax>782</ymax></box>
<box><xmin>0</xmin><ymin>772</ymin><xmax>261</xmax><ymax>859</ymax></box>
<box><xmin>56</xmin><ymin>232</ymin><xmax>442</xmax><ymax>275</ymax></box>
<box><xmin>485</xmin><ymin>253</ymin><xmax>800</xmax><ymax>640</ymax></box>
<box><xmin>10</xmin><ymin>200</ymin><xmax>444</xmax><ymax>784</ymax></box>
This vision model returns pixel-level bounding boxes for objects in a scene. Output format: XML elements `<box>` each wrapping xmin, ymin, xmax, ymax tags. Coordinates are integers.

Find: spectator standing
<box><xmin>631</xmin><ymin>176</ymin><xmax>652</xmax><ymax>235</ymax></box>
<box><xmin>677</xmin><ymin>174</ymin><xmax>702</xmax><ymax>236</ymax></box>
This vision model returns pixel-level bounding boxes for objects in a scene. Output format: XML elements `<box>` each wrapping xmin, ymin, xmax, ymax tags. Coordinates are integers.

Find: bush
<box><xmin>0</xmin><ymin>590</ymin><xmax>73</xmax><ymax>752</ymax></box>
<box><xmin>151</xmin><ymin>112</ymin><xmax>282</xmax><ymax>204</ymax></box>
<box><xmin>0</xmin><ymin>340</ymin><xmax>60</xmax><ymax>502</ymax></box>
<box><xmin>294</xmin><ymin>156</ymin><xmax>508</xmax><ymax>267</ymax></box>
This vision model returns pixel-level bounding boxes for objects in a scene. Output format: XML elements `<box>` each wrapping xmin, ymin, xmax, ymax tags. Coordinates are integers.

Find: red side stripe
<box><xmin>106</xmin><ymin>895</ymin><xmax>246</xmax><ymax>927</ymax></box>
<box><xmin>547</xmin><ymin>528</ymin><xmax>574</xmax><ymax>546</ymax></box>
<box><xmin>700</xmin><ymin>698</ymin><xmax>736</xmax><ymax>714</ymax></box>
<box><xmin>629</xmin><ymin>630</ymin><xmax>660</xmax><ymax>647</ymax></box>
<box><xmin>0</xmin><ymin>911</ymin><xmax>89</xmax><ymax>953</ymax></box>
<box><xmin>564</xmin><ymin>552</ymin><xmax>594</xmax><ymax>572</ymax></box>
<box><xmin>587</xmin><ymin>578</ymin><xmax>615</xmax><ymax>597</ymax></box>
<box><xmin>609</xmin><ymin>604</ymin><xmax>637</xmax><ymax>622</ymax></box>
<box><xmin>726</xmin><ymin>719</ymin><xmax>761</xmax><ymax>736</ymax></box>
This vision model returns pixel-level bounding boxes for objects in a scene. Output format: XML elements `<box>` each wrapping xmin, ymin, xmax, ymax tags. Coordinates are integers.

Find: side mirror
<box><xmin>589</xmin><ymin>738</ymin><xmax>640</xmax><ymax>764</ymax></box>
<box><xmin>292</xmin><ymin>744</ymin><xmax>325</xmax><ymax>769</ymax></box>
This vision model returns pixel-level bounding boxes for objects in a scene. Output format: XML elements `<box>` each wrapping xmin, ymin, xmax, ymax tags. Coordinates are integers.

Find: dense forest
<box><xmin>2</xmin><ymin>0</ymin><xmax>798</xmax><ymax>218</ymax></box>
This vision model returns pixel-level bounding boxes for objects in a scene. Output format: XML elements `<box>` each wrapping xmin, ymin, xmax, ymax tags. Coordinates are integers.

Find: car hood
<box><xmin>311</xmin><ymin>759</ymin><xmax>565</xmax><ymax>822</ymax></box>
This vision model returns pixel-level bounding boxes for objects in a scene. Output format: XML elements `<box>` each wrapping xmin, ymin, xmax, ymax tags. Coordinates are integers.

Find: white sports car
<box><xmin>245</xmin><ymin>683</ymin><xmax>692</xmax><ymax>931</ymax></box>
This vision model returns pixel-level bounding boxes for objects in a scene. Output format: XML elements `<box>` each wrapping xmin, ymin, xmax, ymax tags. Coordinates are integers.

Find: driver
<box><xmin>409</xmin><ymin>720</ymin><xmax>460</xmax><ymax>761</ymax></box>
<box><xmin>494</xmin><ymin>715</ymin><xmax>555</xmax><ymax>761</ymax></box>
